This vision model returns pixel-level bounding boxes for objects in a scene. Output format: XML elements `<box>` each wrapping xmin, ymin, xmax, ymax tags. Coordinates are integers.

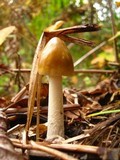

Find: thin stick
<box><xmin>62</xmin><ymin>133</ymin><xmax>90</xmax><ymax>144</ymax></box>
<box><xmin>11</xmin><ymin>138</ymin><xmax>114</xmax><ymax>158</ymax></box>
<box><xmin>11</xmin><ymin>139</ymin><xmax>77</xmax><ymax>160</ymax></box>
<box><xmin>74</xmin><ymin>41</ymin><xmax>106</xmax><ymax>67</ymax></box>
<box><xmin>11</xmin><ymin>84</ymin><xmax>29</xmax><ymax>103</ymax></box>
<box><xmin>5</xmin><ymin>104</ymin><xmax>80</xmax><ymax>115</ymax></box>
<box><xmin>11</xmin><ymin>69</ymin><xmax>31</xmax><ymax>72</ymax></box>
<box><xmin>10</xmin><ymin>68</ymin><xmax>115</xmax><ymax>74</ymax></box>
<box><xmin>74</xmin><ymin>69</ymin><xmax>115</xmax><ymax>74</ymax></box>
<box><xmin>7</xmin><ymin>124</ymin><xmax>24</xmax><ymax>135</ymax></box>
<box><xmin>50</xmin><ymin>143</ymin><xmax>104</xmax><ymax>155</ymax></box>
<box><xmin>31</xmin><ymin>141</ymin><xmax>77</xmax><ymax>160</ymax></box>
<box><xmin>74</xmin><ymin>29</ymin><xmax>120</xmax><ymax>67</ymax></box>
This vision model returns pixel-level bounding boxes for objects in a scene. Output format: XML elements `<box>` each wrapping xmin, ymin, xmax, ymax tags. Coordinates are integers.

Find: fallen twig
<box><xmin>11</xmin><ymin>139</ymin><xmax>78</xmax><ymax>160</ymax></box>
<box><xmin>74</xmin><ymin>69</ymin><xmax>115</xmax><ymax>74</ymax></box>
<box><xmin>11</xmin><ymin>68</ymin><xmax>115</xmax><ymax>74</ymax></box>
<box><xmin>11</xmin><ymin>138</ymin><xmax>120</xmax><ymax>160</ymax></box>
<box><xmin>5</xmin><ymin>104</ymin><xmax>80</xmax><ymax>115</ymax></box>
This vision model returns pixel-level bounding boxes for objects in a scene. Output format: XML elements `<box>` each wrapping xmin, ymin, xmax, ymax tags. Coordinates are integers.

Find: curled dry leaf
<box><xmin>0</xmin><ymin>111</ymin><xmax>24</xmax><ymax>160</ymax></box>
<box><xmin>0</xmin><ymin>147</ymin><xmax>23</xmax><ymax>160</ymax></box>
<box><xmin>0</xmin><ymin>26</ymin><xmax>16</xmax><ymax>45</ymax></box>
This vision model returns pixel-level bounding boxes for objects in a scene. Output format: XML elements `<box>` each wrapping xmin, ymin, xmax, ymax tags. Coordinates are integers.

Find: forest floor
<box><xmin>0</xmin><ymin>69</ymin><xmax>120</xmax><ymax>160</ymax></box>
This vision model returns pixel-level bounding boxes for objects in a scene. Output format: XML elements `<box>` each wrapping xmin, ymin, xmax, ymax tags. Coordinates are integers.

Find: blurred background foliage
<box><xmin>0</xmin><ymin>0</ymin><xmax>120</xmax><ymax>97</ymax></box>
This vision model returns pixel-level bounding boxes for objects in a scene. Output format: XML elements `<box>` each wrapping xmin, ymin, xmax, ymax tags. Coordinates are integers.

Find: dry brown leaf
<box><xmin>0</xmin><ymin>26</ymin><xmax>16</xmax><ymax>45</ymax></box>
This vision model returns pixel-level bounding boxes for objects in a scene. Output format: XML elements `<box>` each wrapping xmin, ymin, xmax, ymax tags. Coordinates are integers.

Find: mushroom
<box><xmin>38</xmin><ymin>37</ymin><xmax>74</xmax><ymax>140</ymax></box>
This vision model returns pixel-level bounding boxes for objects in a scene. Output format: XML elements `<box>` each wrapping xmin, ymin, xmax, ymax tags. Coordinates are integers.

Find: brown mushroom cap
<box><xmin>38</xmin><ymin>37</ymin><xmax>74</xmax><ymax>76</ymax></box>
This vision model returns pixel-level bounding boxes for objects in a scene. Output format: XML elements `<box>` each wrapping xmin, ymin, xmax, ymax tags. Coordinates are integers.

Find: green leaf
<box><xmin>87</xmin><ymin>109</ymin><xmax>120</xmax><ymax>117</ymax></box>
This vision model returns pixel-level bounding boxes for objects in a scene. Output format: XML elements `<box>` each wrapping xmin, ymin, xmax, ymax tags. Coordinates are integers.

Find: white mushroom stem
<box><xmin>47</xmin><ymin>75</ymin><xmax>64</xmax><ymax>139</ymax></box>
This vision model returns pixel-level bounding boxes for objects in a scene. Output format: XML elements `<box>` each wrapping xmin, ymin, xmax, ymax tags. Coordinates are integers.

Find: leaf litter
<box><xmin>0</xmin><ymin>69</ymin><xmax>119</xmax><ymax>160</ymax></box>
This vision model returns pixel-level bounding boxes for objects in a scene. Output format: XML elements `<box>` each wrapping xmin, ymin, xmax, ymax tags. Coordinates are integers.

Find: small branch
<box><xmin>31</xmin><ymin>141</ymin><xmax>77</xmax><ymax>160</ymax></box>
<box><xmin>11</xmin><ymin>84</ymin><xmax>29</xmax><ymax>103</ymax></box>
<box><xmin>10</xmin><ymin>68</ymin><xmax>115</xmax><ymax>74</ymax></box>
<box><xmin>11</xmin><ymin>139</ymin><xmax>77</xmax><ymax>160</ymax></box>
<box><xmin>7</xmin><ymin>124</ymin><xmax>24</xmax><ymax>135</ymax></box>
<box><xmin>11</xmin><ymin>138</ymin><xmax>119</xmax><ymax>159</ymax></box>
<box><xmin>108</xmin><ymin>61</ymin><xmax>120</xmax><ymax>66</ymax></box>
<box><xmin>49</xmin><ymin>143</ymin><xmax>119</xmax><ymax>159</ymax></box>
<box><xmin>74</xmin><ymin>69</ymin><xmax>115</xmax><ymax>74</ymax></box>
<box><xmin>74</xmin><ymin>41</ymin><xmax>106</xmax><ymax>67</ymax></box>
<box><xmin>5</xmin><ymin>104</ymin><xmax>80</xmax><ymax>115</ymax></box>
<box><xmin>50</xmin><ymin>143</ymin><xmax>104</xmax><ymax>155</ymax></box>
<box><xmin>74</xmin><ymin>29</ymin><xmax>120</xmax><ymax>67</ymax></box>
<box><xmin>62</xmin><ymin>133</ymin><xmax>90</xmax><ymax>144</ymax></box>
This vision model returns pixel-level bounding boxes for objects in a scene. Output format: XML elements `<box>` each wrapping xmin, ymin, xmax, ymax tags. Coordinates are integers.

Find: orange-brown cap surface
<box><xmin>38</xmin><ymin>37</ymin><xmax>74</xmax><ymax>76</ymax></box>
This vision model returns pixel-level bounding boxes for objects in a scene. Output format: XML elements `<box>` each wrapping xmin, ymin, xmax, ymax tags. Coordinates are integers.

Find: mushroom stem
<box><xmin>47</xmin><ymin>75</ymin><xmax>64</xmax><ymax>139</ymax></box>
